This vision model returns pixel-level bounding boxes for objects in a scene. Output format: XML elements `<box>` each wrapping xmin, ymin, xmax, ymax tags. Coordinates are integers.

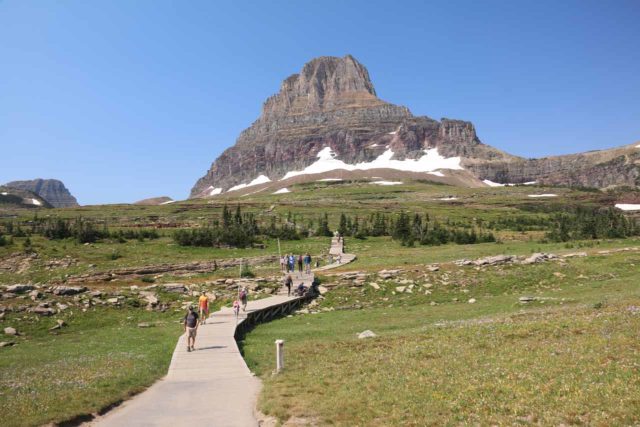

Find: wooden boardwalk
<box><xmin>91</xmin><ymin>237</ymin><xmax>354</xmax><ymax>427</ymax></box>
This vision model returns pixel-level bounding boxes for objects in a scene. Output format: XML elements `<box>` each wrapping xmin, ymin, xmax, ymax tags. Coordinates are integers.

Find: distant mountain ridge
<box><xmin>191</xmin><ymin>55</ymin><xmax>639</xmax><ymax>197</ymax></box>
<box><xmin>5</xmin><ymin>179</ymin><xmax>79</xmax><ymax>208</ymax></box>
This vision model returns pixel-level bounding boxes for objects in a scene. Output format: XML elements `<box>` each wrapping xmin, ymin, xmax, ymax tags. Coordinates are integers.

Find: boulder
<box><xmin>49</xmin><ymin>319</ymin><xmax>66</xmax><ymax>330</ymax></box>
<box><xmin>32</xmin><ymin>306</ymin><xmax>55</xmax><ymax>316</ymax></box>
<box><xmin>395</xmin><ymin>286</ymin><xmax>406</xmax><ymax>293</ymax></box>
<box><xmin>4</xmin><ymin>327</ymin><xmax>17</xmax><ymax>336</ymax></box>
<box><xmin>137</xmin><ymin>322</ymin><xmax>152</xmax><ymax>328</ymax></box>
<box><xmin>162</xmin><ymin>283</ymin><xmax>188</xmax><ymax>294</ymax></box>
<box><xmin>521</xmin><ymin>253</ymin><xmax>548</xmax><ymax>265</ymax></box>
<box><xmin>468</xmin><ymin>298</ymin><xmax>477</xmax><ymax>304</ymax></box>
<box><xmin>368</xmin><ymin>282</ymin><xmax>380</xmax><ymax>290</ymax></box>
<box><xmin>473</xmin><ymin>255</ymin><xmax>515</xmax><ymax>266</ymax></box>
<box><xmin>5</xmin><ymin>284</ymin><xmax>34</xmax><ymax>294</ymax></box>
<box><xmin>0</xmin><ymin>341</ymin><xmax>15</xmax><ymax>348</ymax></box>
<box><xmin>426</xmin><ymin>264</ymin><xmax>440</xmax><ymax>272</ymax></box>
<box><xmin>378</xmin><ymin>269</ymin><xmax>400</xmax><ymax>280</ymax></box>
<box><xmin>140</xmin><ymin>291</ymin><xmax>159</xmax><ymax>306</ymax></box>
<box><xmin>357</xmin><ymin>330</ymin><xmax>377</xmax><ymax>339</ymax></box>
<box><xmin>519</xmin><ymin>296</ymin><xmax>536</xmax><ymax>303</ymax></box>
<box><xmin>52</xmin><ymin>286</ymin><xmax>87</xmax><ymax>296</ymax></box>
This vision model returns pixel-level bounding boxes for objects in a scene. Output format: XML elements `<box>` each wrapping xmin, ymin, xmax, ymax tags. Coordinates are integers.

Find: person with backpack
<box><xmin>240</xmin><ymin>286</ymin><xmax>248</xmax><ymax>311</ymax></box>
<box><xmin>283</xmin><ymin>274</ymin><xmax>293</xmax><ymax>296</ymax></box>
<box><xmin>183</xmin><ymin>305</ymin><xmax>199</xmax><ymax>352</ymax></box>
<box><xmin>304</xmin><ymin>253</ymin><xmax>312</xmax><ymax>274</ymax></box>
<box><xmin>297</xmin><ymin>254</ymin><xmax>303</xmax><ymax>274</ymax></box>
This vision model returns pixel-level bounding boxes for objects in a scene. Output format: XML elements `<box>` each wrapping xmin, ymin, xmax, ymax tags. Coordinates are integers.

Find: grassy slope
<box><xmin>0</xmin><ymin>181</ymin><xmax>636</xmax><ymax>425</ymax></box>
<box><xmin>0</xmin><ymin>308</ymin><xmax>181</xmax><ymax>427</ymax></box>
<box><xmin>242</xmin><ymin>250</ymin><xmax>640</xmax><ymax>425</ymax></box>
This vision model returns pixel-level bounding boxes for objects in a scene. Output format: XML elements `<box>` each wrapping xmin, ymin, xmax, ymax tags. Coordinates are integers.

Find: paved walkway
<box><xmin>91</xmin><ymin>238</ymin><xmax>354</xmax><ymax>427</ymax></box>
<box><xmin>315</xmin><ymin>236</ymin><xmax>356</xmax><ymax>272</ymax></box>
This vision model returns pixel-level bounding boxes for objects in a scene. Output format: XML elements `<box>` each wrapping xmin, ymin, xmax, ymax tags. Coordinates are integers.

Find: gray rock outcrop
<box><xmin>4</xmin><ymin>179</ymin><xmax>79</xmax><ymax>207</ymax></box>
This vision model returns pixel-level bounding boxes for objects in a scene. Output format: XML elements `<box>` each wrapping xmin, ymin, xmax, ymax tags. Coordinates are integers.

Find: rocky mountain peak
<box><xmin>262</xmin><ymin>55</ymin><xmax>384</xmax><ymax>118</ymax></box>
<box><xmin>4</xmin><ymin>179</ymin><xmax>79</xmax><ymax>208</ymax></box>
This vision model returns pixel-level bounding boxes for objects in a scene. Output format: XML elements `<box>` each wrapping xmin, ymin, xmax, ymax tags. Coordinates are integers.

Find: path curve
<box><xmin>90</xmin><ymin>237</ymin><xmax>355</xmax><ymax>427</ymax></box>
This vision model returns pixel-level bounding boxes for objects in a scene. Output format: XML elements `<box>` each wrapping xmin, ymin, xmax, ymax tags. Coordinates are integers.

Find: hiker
<box><xmin>183</xmin><ymin>305</ymin><xmax>199</xmax><ymax>352</ymax></box>
<box><xmin>240</xmin><ymin>286</ymin><xmax>248</xmax><ymax>311</ymax></box>
<box><xmin>280</xmin><ymin>255</ymin><xmax>286</xmax><ymax>272</ymax></box>
<box><xmin>310</xmin><ymin>276</ymin><xmax>320</xmax><ymax>296</ymax></box>
<box><xmin>284</xmin><ymin>274</ymin><xmax>293</xmax><ymax>296</ymax></box>
<box><xmin>288</xmin><ymin>254</ymin><xmax>295</xmax><ymax>272</ymax></box>
<box><xmin>233</xmin><ymin>299</ymin><xmax>240</xmax><ymax>317</ymax></box>
<box><xmin>304</xmin><ymin>253</ymin><xmax>312</xmax><ymax>274</ymax></box>
<box><xmin>295</xmin><ymin>282</ymin><xmax>307</xmax><ymax>296</ymax></box>
<box><xmin>297</xmin><ymin>254</ymin><xmax>303</xmax><ymax>274</ymax></box>
<box><xmin>198</xmin><ymin>291</ymin><xmax>209</xmax><ymax>325</ymax></box>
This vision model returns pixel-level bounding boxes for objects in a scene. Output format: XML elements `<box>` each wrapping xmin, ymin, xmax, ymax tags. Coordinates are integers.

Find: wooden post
<box><xmin>275</xmin><ymin>339</ymin><xmax>285</xmax><ymax>372</ymax></box>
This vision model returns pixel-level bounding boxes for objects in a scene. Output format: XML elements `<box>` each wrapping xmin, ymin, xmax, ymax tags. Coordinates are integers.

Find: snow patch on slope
<box><xmin>484</xmin><ymin>179</ymin><xmax>537</xmax><ymax>187</ymax></box>
<box><xmin>615</xmin><ymin>203</ymin><xmax>640</xmax><ymax>211</ymax></box>
<box><xmin>371</xmin><ymin>181</ymin><xmax>403</xmax><ymax>186</ymax></box>
<box><xmin>281</xmin><ymin>147</ymin><xmax>462</xmax><ymax>180</ymax></box>
<box><xmin>208</xmin><ymin>187</ymin><xmax>222</xmax><ymax>196</ymax></box>
<box><xmin>528</xmin><ymin>194</ymin><xmax>558</xmax><ymax>198</ymax></box>
<box><xmin>273</xmin><ymin>188</ymin><xmax>290</xmax><ymax>194</ymax></box>
<box><xmin>228</xmin><ymin>175</ymin><xmax>272</xmax><ymax>192</ymax></box>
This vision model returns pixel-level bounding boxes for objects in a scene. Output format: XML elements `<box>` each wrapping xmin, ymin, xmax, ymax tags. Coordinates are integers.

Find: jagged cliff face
<box><xmin>191</xmin><ymin>55</ymin><xmax>639</xmax><ymax>197</ymax></box>
<box><xmin>5</xmin><ymin>179</ymin><xmax>79</xmax><ymax>208</ymax></box>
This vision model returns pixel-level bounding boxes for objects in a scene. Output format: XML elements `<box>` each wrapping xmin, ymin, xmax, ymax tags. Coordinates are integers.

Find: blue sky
<box><xmin>1</xmin><ymin>0</ymin><xmax>639</xmax><ymax>205</ymax></box>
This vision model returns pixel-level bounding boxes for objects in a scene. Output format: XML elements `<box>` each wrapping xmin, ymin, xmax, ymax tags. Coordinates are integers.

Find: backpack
<box><xmin>240</xmin><ymin>290</ymin><xmax>247</xmax><ymax>299</ymax></box>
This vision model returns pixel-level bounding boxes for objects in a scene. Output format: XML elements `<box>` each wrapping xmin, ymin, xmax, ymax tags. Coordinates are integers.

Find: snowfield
<box><xmin>615</xmin><ymin>203</ymin><xmax>640</xmax><ymax>211</ymax></box>
<box><xmin>371</xmin><ymin>181</ymin><xmax>403</xmax><ymax>186</ymax></box>
<box><xmin>484</xmin><ymin>179</ymin><xmax>537</xmax><ymax>187</ymax></box>
<box><xmin>528</xmin><ymin>194</ymin><xmax>558</xmax><ymax>198</ymax></box>
<box><xmin>273</xmin><ymin>188</ymin><xmax>290</xmax><ymax>194</ymax></box>
<box><xmin>281</xmin><ymin>147</ymin><xmax>462</xmax><ymax>180</ymax></box>
<box><xmin>208</xmin><ymin>187</ymin><xmax>222</xmax><ymax>196</ymax></box>
<box><xmin>228</xmin><ymin>175</ymin><xmax>272</xmax><ymax>192</ymax></box>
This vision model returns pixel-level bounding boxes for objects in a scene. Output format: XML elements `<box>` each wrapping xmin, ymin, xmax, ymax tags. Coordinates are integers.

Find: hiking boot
<box><xmin>187</xmin><ymin>346</ymin><xmax>191</xmax><ymax>352</ymax></box>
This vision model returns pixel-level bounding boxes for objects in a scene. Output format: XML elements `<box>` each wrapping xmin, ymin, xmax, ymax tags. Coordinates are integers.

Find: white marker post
<box><xmin>275</xmin><ymin>339</ymin><xmax>285</xmax><ymax>373</ymax></box>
